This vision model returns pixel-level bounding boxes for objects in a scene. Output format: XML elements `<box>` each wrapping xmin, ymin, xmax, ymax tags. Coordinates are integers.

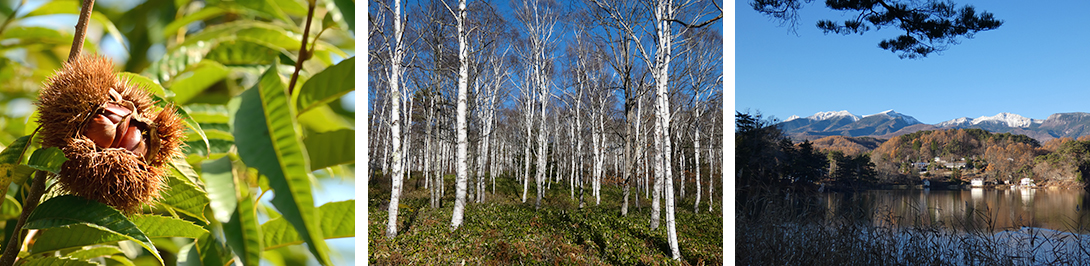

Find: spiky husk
<box><xmin>36</xmin><ymin>55</ymin><xmax>185</xmax><ymax>212</ymax></box>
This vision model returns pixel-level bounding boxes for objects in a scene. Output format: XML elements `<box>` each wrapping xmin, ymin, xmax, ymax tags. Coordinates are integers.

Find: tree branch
<box><xmin>68</xmin><ymin>0</ymin><xmax>95</xmax><ymax>63</ymax></box>
<box><xmin>288</xmin><ymin>0</ymin><xmax>317</xmax><ymax>96</ymax></box>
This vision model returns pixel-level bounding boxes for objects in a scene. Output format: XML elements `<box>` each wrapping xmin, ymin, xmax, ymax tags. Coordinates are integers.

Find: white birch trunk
<box><xmin>385</xmin><ymin>0</ymin><xmax>405</xmax><ymax>239</ymax></box>
<box><xmin>522</xmin><ymin>101</ymin><xmax>532</xmax><ymax>203</ymax></box>
<box><xmin>653</xmin><ymin>0</ymin><xmax>680</xmax><ymax>258</ymax></box>
<box><xmin>693</xmin><ymin>130</ymin><xmax>701</xmax><ymax>213</ymax></box>
<box><xmin>592</xmin><ymin>107</ymin><xmax>603</xmax><ymax>206</ymax></box>
<box><xmin>450</xmin><ymin>0</ymin><xmax>469</xmax><ymax>230</ymax></box>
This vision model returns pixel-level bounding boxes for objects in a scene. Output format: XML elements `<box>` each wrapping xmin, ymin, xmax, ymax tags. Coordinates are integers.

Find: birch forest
<box><xmin>368</xmin><ymin>0</ymin><xmax>723</xmax><ymax>263</ymax></box>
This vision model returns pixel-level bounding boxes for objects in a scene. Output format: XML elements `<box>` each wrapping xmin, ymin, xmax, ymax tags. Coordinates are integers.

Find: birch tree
<box><xmin>448</xmin><ymin>0</ymin><xmax>470</xmax><ymax>230</ymax></box>
<box><xmin>513</xmin><ymin>0</ymin><xmax>560</xmax><ymax>210</ymax></box>
<box><xmin>371</xmin><ymin>0</ymin><xmax>410</xmax><ymax>239</ymax></box>
<box><xmin>590</xmin><ymin>0</ymin><xmax>719</xmax><ymax>260</ymax></box>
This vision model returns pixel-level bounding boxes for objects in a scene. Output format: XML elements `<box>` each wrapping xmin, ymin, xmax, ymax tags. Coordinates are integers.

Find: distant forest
<box><xmin>738</xmin><ymin>112</ymin><xmax>1090</xmax><ymax>189</ymax></box>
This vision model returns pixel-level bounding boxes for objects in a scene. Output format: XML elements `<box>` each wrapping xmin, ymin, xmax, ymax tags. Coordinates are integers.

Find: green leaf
<box><xmin>24</xmin><ymin>195</ymin><xmax>162</xmax><ymax>264</ymax></box>
<box><xmin>65</xmin><ymin>246</ymin><xmax>124</xmax><ymax>260</ymax></box>
<box><xmin>131</xmin><ymin>214</ymin><xmax>208</xmax><ymax>238</ymax></box>
<box><xmin>236</xmin><ymin>0</ymin><xmax>292</xmax><ymax>23</ymax></box>
<box><xmin>0</xmin><ymin>195</ymin><xmax>21</xmax><ymax>220</ymax></box>
<box><xmin>24</xmin><ymin>0</ymin><xmax>126</xmax><ymax>53</ymax></box>
<box><xmin>0</xmin><ymin>135</ymin><xmax>34</xmax><ymax>190</ymax></box>
<box><xmin>179</xmin><ymin>21</ymin><xmax>298</xmax><ymax>54</ymax></box>
<box><xmin>168</xmin><ymin>61</ymin><xmax>229</xmax><ymax>105</ymax></box>
<box><xmin>321</xmin><ymin>0</ymin><xmax>351</xmax><ymax>32</ymax></box>
<box><xmin>162</xmin><ymin>6</ymin><xmax>228</xmax><ymax>39</ymax></box>
<box><xmin>201</xmin><ymin>156</ymin><xmax>236</xmax><ymax>223</ymax></box>
<box><xmin>332</xmin><ymin>0</ymin><xmax>354</xmax><ymax>32</ymax></box>
<box><xmin>0</xmin><ymin>26</ymin><xmax>72</xmax><ymax>46</ymax></box>
<box><xmin>161</xmin><ymin>160</ymin><xmax>212</xmax><ymax>224</ymax></box>
<box><xmin>193</xmin><ymin>232</ymin><xmax>229</xmax><ymax>266</ymax></box>
<box><xmin>224</xmin><ymin>171</ymin><xmax>262</xmax><ymax>266</ymax></box>
<box><xmin>27</xmin><ymin>147</ymin><xmax>67</xmax><ymax>174</ymax></box>
<box><xmin>21</xmin><ymin>256</ymin><xmax>97</xmax><ymax>266</ymax></box>
<box><xmin>178</xmin><ymin>21</ymin><xmax>347</xmax><ymax>58</ymax></box>
<box><xmin>297</xmin><ymin>57</ymin><xmax>353</xmax><ymax>114</ymax></box>
<box><xmin>304</xmin><ymin>129</ymin><xmax>354</xmax><ymax>171</ymax></box>
<box><xmin>263</xmin><ymin>200</ymin><xmax>354</xmax><ymax>250</ymax></box>
<box><xmin>297</xmin><ymin>105</ymin><xmax>352</xmax><ymax>133</ymax></box>
<box><xmin>234</xmin><ymin>67</ymin><xmax>331</xmax><ymax>265</ymax></box>
<box><xmin>0</xmin><ymin>135</ymin><xmax>33</xmax><ymax>165</ymax></box>
<box><xmin>105</xmin><ymin>255</ymin><xmax>135</xmax><ymax>266</ymax></box>
<box><xmin>205</xmin><ymin>40</ymin><xmax>279</xmax><ymax>66</ymax></box>
<box><xmin>119</xmin><ymin>72</ymin><xmax>172</xmax><ymax>98</ymax></box>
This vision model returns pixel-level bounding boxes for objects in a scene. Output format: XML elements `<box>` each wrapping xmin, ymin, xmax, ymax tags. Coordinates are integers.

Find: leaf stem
<box><xmin>0</xmin><ymin>171</ymin><xmax>48</xmax><ymax>266</ymax></box>
<box><xmin>0</xmin><ymin>0</ymin><xmax>27</xmax><ymax>38</ymax></box>
<box><xmin>287</xmin><ymin>0</ymin><xmax>317</xmax><ymax>96</ymax></box>
<box><xmin>67</xmin><ymin>0</ymin><xmax>95</xmax><ymax>63</ymax></box>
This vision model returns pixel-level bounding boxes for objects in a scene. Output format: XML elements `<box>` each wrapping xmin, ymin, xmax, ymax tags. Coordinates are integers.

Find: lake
<box><xmin>815</xmin><ymin>188</ymin><xmax>1090</xmax><ymax>233</ymax></box>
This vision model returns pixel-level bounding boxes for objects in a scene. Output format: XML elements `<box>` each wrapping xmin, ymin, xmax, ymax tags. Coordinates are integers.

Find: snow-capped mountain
<box><xmin>777</xmin><ymin>110</ymin><xmax>922</xmax><ymax>139</ymax></box>
<box><xmin>936</xmin><ymin>117</ymin><xmax>972</xmax><ymax>127</ymax></box>
<box><xmin>775</xmin><ymin>110</ymin><xmax>1090</xmax><ymax>142</ymax></box>
<box><xmin>863</xmin><ymin>110</ymin><xmax>922</xmax><ymax>125</ymax></box>
<box><xmin>938</xmin><ymin>113</ymin><xmax>1044</xmax><ymax>128</ymax></box>
<box><xmin>807</xmin><ymin>110</ymin><xmax>860</xmax><ymax>121</ymax></box>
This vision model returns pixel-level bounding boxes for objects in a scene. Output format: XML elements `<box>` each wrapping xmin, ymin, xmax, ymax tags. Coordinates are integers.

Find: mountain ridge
<box><xmin>778</xmin><ymin>110</ymin><xmax>1090</xmax><ymax>142</ymax></box>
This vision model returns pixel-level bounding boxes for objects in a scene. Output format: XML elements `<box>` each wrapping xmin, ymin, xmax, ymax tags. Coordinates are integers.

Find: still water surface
<box><xmin>818</xmin><ymin>188</ymin><xmax>1090</xmax><ymax>233</ymax></box>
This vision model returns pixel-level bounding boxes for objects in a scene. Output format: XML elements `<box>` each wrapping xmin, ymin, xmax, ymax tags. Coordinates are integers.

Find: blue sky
<box><xmin>735</xmin><ymin>0</ymin><xmax>1090</xmax><ymax>124</ymax></box>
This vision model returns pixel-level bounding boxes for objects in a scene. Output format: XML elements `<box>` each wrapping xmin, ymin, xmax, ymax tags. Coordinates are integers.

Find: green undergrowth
<box><xmin>369</xmin><ymin>172</ymin><xmax>722</xmax><ymax>265</ymax></box>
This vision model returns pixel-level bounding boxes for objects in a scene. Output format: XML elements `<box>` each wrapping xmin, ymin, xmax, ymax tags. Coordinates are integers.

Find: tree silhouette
<box><xmin>751</xmin><ymin>0</ymin><xmax>1003</xmax><ymax>58</ymax></box>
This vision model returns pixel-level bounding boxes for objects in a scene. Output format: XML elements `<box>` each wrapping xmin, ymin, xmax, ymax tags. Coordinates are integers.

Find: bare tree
<box><xmin>513</xmin><ymin>0</ymin><xmax>561</xmax><ymax>210</ymax></box>
<box><xmin>371</xmin><ymin>0</ymin><xmax>410</xmax><ymax>239</ymax></box>
<box><xmin>448</xmin><ymin>0</ymin><xmax>470</xmax><ymax>230</ymax></box>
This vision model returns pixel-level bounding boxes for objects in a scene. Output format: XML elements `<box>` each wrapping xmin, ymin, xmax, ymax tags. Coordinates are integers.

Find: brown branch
<box><xmin>68</xmin><ymin>0</ymin><xmax>95</xmax><ymax>63</ymax></box>
<box><xmin>0</xmin><ymin>171</ymin><xmax>48</xmax><ymax>266</ymax></box>
<box><xmin>288</xmin><ymin>0</ymin><xmax>317</xmax><ymax>96</ymax></box>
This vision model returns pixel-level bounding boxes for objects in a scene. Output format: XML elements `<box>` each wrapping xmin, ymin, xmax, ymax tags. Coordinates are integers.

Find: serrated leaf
<box><xmin>263</xmin><ymin>200</ymin><xmax>354</xmax><ymax>250</ymax></box>
<box><xmin>161</xmin><ymin>161</ymin><xmax>211</xmax><ymax>223</ymax></box>
<box><xmin>23</xmin><ymin>195</ymin><xmax>162</xmax><ymax>264</ymax></box>
<box><xmin>131</xmin><ymin>214</ymin><xmax>207</xmax><ymax>238</ymax></box>
<box><xmin>297</xmin><ymin>57</ymin><xmax>353</xmax><ymax>114</ymax></box>
<box><xmin>65</xmin><ymin>246</ymin><xmax>124</xmax><ymax>260</ymax></box>
<box><xmin>21</xmin><ymin>256</ymin><xmax>98</xmax><ymax>266</ymax></box>
<box><xmin>224</xmin><ymin>170</ymin><xmax>262</xmax><ymax>266</ymax></box>
<box><xmin>201</xmin><ymin>157</ymin><xmax>235</xmax><ymax>223</ymax></box>
<box><xmin>27</xmin><ymin>147</ymin><xmax>67</xmax><ymax>174</ymax></box>
<box><xmin>304</xmin><ymin>129</ymin><xmax>354</xmax><ymax>171</ymax></box>
<box><xmin>234</xmin><ymin>67</ymin><xmax>331</xmax><ymax>265</ymax></box>
<box><xmin>168</xmin><ymin>61</ymin><xmax>229</xmax><ymax>105</ymax></box>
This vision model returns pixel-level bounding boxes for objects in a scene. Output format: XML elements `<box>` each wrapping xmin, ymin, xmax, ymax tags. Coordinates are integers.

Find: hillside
<box><xmin>809</xmin><ymin>136</ymin><xmax>885</xmax><ymax>156</ymax></box>
<box><xmin>779</xmin><ymin>111</ymin><xmax>1090</xmax><ymax>142</ymax></box>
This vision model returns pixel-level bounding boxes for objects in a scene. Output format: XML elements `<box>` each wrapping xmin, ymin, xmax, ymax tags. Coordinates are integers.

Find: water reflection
<box><xmin>819</xmin><ymin>188</ymin><xmax>1090</xmax><ymax>233</ymax></box>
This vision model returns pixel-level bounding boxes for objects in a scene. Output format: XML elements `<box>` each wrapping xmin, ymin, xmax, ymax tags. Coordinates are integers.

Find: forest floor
<box><xmin>368</xmin><ymin>171</ymin><xmax>722</xmax><ymax>265</ymax></box>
